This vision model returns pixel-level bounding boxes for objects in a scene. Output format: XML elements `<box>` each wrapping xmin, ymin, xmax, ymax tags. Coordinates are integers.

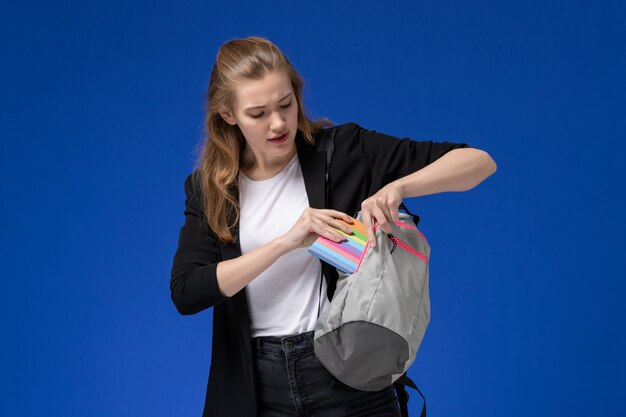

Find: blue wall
<box><xmin>2</xmin><ymin>1</ymin><xmax>624</xmax><ymax>416</ymax></box>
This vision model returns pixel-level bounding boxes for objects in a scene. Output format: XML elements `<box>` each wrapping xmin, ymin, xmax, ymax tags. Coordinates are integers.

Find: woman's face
<box><xmin>220</xmin><ymin>70</ymin><xmax>299</xmax><ymax>169</ymax></box>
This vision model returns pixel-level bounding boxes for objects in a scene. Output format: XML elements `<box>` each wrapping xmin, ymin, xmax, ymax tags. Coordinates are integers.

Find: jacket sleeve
<box><xmin>170</xmin><ymin>173</ymin><xmax>228</xmax><ymax>315</ymax></box>
<box><xmin>341</xmin><ymin>122</ymin><xmax>472</xmax><ymax>185</ymax></box>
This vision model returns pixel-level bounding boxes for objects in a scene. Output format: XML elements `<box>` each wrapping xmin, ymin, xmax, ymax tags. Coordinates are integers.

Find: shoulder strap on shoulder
<box><xmin>315</xmin><ymin>126</ymin><xmax>337</xmax><ymax>206</ymax></box>
<box><xmin>316</xmin><ymin>127</ymin><xmax>336</xmax><ymax>181</ymax></box>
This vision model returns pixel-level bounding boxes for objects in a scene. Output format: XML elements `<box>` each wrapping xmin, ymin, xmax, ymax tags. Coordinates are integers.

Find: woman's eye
<box><xmin>250</xmin><ymin>102</ymin><xmax>290</xmax><ymax>119</ymax></box>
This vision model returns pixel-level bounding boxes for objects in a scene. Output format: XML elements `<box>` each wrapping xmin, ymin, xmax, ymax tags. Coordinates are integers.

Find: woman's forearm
<box><xmin>395</xmin><ymin>148</ymin><xmax>497</xmax><ymax>198</ymax></box>
<box><xmin>215</xmin><ymin>206</ymin><xmax>353</xmax><ymax>298</ymax></box>
<box><xmin>215</xmin><ymin>237</ymin><xmax>293</xmax><ymax>297</ymax></box>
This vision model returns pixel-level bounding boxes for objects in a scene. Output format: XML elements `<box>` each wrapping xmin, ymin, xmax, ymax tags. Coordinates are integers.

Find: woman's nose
<box><xmin>270</xmin><ymin>111</ymin><xmax>286</xmax><ymax>131</ymax></box>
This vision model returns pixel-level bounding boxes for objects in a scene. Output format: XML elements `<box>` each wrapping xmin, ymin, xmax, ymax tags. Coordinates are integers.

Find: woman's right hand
<box><xmin>278</xmin><ymin>208</ymin><xmax>355</xmax><ymax>251</ymax></box>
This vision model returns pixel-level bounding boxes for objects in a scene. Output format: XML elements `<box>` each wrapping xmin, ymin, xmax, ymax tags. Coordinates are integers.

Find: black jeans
<box><xmin>252</xmin><ymin>330</ymin><xmax>402</xmax><ymax>417</ymax></box>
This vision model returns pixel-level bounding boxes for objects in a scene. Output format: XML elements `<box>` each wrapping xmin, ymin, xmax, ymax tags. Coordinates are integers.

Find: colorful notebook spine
<box><xmin>307</xmin><ymin>218</ymin><xmax>368</xmax><ymax>274</ymax></box>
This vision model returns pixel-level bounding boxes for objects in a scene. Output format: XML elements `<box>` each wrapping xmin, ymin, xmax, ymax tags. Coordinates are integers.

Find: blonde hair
<box><xmin>194</xmin><ymin>36</ymin><xmax>332</xmax><ymax>244</ymax></box>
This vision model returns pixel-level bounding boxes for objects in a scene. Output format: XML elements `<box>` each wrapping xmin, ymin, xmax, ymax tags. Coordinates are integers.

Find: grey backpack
<box><xmin>313</xmin><ymin>209</ymin><xmax>431</xmax><ymax>391</ymax></box>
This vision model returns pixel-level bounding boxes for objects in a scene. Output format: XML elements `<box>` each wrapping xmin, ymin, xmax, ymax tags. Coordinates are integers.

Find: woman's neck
<box><xmin>240</xmin><ymin>144</ymin><xmax>297</xmax><ymax>181</ymax></box>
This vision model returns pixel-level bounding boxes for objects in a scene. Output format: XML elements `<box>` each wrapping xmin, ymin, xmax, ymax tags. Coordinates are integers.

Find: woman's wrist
<box><xmin>273</xmin><ymin>234</ymin><xmax>296</xmax><ymax>254</ymax></box>
<box><xmin>393</xmin><ymin>173</ymin><xmax>424</xmax><ymax>199</ymax></box>
<box><xmin>390</xmin><ymin>178</ymin><xmax>409</xmax><ymax>199</ymax></box>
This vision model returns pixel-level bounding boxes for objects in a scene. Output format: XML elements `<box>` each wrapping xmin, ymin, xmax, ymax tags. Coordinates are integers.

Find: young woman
<box><xmin>170</xmin><ymin>36</ymin><xmax>496</xmax><ymax>417</ymax></box>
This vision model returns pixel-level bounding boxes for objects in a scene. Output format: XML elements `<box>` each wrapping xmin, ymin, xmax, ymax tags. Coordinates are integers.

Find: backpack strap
<box><xmin>315</xmin><ymin>126</ymin><xmax>337</xmax><ymax>318</ymax></box>
<box><xmin>398</xmin><ymin>202</ymin><xmax>420</xmax><ymax>226</ymax></box>
<box><xmin>315</xmin><ymin>126</ymin><xmax>336</xmax><ymax>207</ymax></box>
<box><xmin>395</xmin><ymin>374</ymin><xmax>426</xmax><ymax>417</ymax></box>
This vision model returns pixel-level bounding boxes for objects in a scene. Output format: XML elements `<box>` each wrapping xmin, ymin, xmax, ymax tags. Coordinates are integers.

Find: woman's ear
<box><xmin>220</xmin><ymin>110</ymin><xmax>237</xmax><ymax>125</ymax></box>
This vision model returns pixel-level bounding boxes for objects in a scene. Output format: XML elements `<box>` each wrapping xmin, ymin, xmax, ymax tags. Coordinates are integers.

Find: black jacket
<box><xmin>170</xmin><ymin>122</ymin><xmax>470</xmax><ymax>417</ymax></box>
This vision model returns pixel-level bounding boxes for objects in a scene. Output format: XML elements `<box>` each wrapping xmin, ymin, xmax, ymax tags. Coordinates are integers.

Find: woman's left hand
<box><xmin>360</xmin><ymin>181</ymin><xmax>404</xmax><ymax>247</ymax></box>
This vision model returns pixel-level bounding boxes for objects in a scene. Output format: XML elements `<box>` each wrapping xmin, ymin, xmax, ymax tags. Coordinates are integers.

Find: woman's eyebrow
<box><xmin>244</xmin><ymin>92</ymin><xmax>292</xmax><ymax>111</ymax></box>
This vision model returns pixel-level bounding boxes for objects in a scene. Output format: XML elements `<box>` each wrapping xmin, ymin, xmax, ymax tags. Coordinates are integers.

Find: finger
<box><xmin>318</xmin><ymin>209</ymin><xmax>354</xmax><ymax>224</ymax></box>
<box><xmin>371</xmin><ymin>205</ymin><xmax>392</xmax><ymax>234</ymax></box>
<box><xmin>326</xmin><ymin>226</ymin><xmax>347</xmax><ymax>242</ymax></box>
<box><xmin>380</xmin><ymin>196</ymin><xmax>402</xmax><ymax>222</ymax></box>
<box><xmin>314</xmin><ymin>221</ymin><xmax>345</xmax><ymax>243</ymax></box>
<box><xmin>384</xmin><ymin>202</ymin><xmax>402</xmax><ymax>231</ymax></box>
<box><xmin>361</xmin><ymin>210</ymin><xmax>376</xmax><ymax>248</ymax></box>
<box><xmin>315</xmin><ymin>211</ymin><xmax>354</xmax><ymax>235</ymax></box>
<box><xmin>390</xmin><ymin>203</ymin><xmax>401</xmax><ymax>223</ymax></box>
<box><xmin>373</xmin><ymin>192</ymin><xmax>401</xmax><ymax>223</ymax></box>
<box><xmin>320</xmin><ymin>215</ymin><xmax>354</xmax><ymax>235</ymax></box>
<box><xmin>381</xmin><ymin>203</ymin><xmax>396</xmax><ymax>227</ymax></box>
<box><xmin>331</xmin><ymin>218</ymin><xmax>355</xmax><ymax>235</ymax></box>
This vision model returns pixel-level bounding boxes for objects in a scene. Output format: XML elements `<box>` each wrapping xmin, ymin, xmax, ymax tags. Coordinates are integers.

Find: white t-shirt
<box><xmin>238</xmin><ymin>153</ymin><xmax>329</xmax><ymax>338</ymax></box>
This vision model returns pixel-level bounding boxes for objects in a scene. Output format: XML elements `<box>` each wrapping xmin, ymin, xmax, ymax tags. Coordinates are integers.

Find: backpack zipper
<box><xmin>353</xmin><ymin>221</ymin><xmax>429</xmax><ymax>273</ymax></box>
<box><xmin>387</xmin><ymin>234</ymin><xmax>429</xmax><ymax>263</ymax></box>
<box><xmin>387</xmin><ymin>234</ymin><xmax>398</xmax><ymax>254</ymax></box>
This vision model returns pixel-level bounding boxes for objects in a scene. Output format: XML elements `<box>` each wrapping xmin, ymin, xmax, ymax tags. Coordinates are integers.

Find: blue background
<box><xmin>2</xmin><ymin>1</ymin><xmax>624</xmax><ymax>416</ymax></box>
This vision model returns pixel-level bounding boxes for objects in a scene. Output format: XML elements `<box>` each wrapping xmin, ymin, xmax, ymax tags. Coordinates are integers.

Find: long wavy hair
<box><xmin>194</xmin><ymin>36</ymin><xmax>333</xmax><ymax>244</ymax></box>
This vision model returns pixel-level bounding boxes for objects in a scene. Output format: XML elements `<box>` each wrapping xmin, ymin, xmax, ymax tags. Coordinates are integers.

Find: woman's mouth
<box><xmin>268</xmin><ymin>132</ymin><xmax>289</xmax><ymax>144</ymax></box>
